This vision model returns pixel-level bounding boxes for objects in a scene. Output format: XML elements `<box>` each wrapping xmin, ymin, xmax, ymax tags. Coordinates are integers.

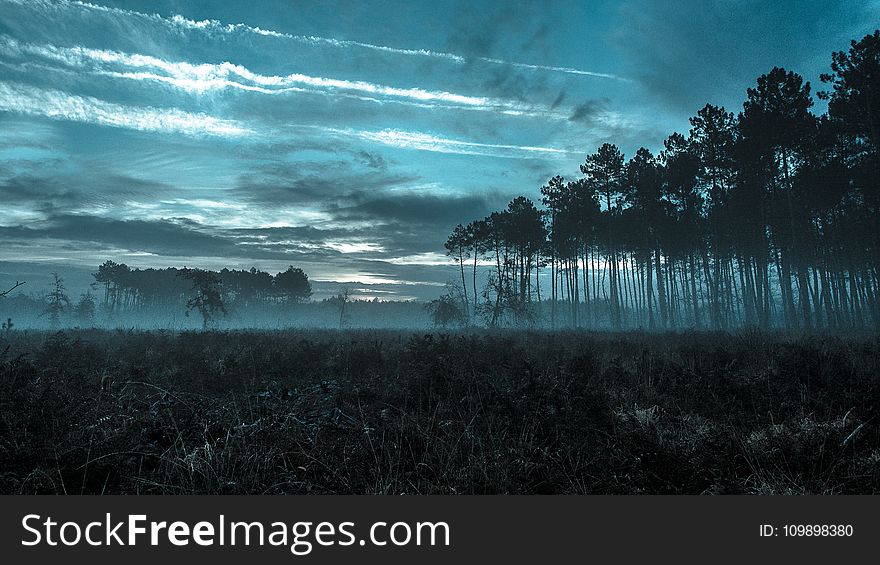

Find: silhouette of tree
<box><xmin>444</xmin><ymin>224</ymin><xmax>471</xmax><ymax>320</ymax></box>
<box><xmin>330</xmin><ymin>288</ymin><xmax>351</xmax><ymax>329</ymax></box>
<box><xmin>177</xmin><ymin>268</ymin><xmax>227</xmax><ymax>329</ymax></box>
<box><xmin>820</xmin><ymin>30</ymin><xmax>880</xmax><ymax>167</ymax></box>
<box><xmin>540</xmin><ymin>175</ymin><xmax>568</xmax><ymax>327</ymax></box>
<box><xmin>624</xmin><ymin>147</ymin><xmax>667</xmax><ymax>328</ymax></box>
<box><xmin>689</xmin><ymin>104</ymin><xmax>737</xmax><ymax>328</ymax></box>
<box><xmin>741</xmin><ymin>67</ymin><xmax>817</xmax><ymax>329</ymax></box>
<box><xmin>466</xmin><ymin>219</ymin><xmax>490</xmax><ymax>316</ymax></box>
<box><xmin>42</xmin><ymin>272</ymin><xmax>70</xmax><ymax>327</ymax></box>
<box><xmin>274</xmin><ymin>266</ymin><xmax>312</xmax><ymax>304</ymax></box>
<box><xmin>426</xmin><ymin>285</ymin><xmax>467</xmax><ymax>328</ymax></box>
<box><xmin>75</xmin><ymin>292</ymin><xmax>96</xmax><ymax>326</ymax></box>
<box><xmin>581</xmin><ymin>143</ymin><xmax>625</xmax><ymax>328</ymax></box>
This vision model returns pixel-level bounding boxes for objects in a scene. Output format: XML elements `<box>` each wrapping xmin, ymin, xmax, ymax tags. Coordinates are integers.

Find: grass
<box><xmin>1</xmin><ymin>328</ymin><xmax>878</xmax><ymax>494</ymax></box>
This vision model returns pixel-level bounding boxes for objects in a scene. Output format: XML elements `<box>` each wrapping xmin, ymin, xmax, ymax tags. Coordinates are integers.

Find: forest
<box><xmin>443</xmin><ymin>31</ymin><xmax>880</xmax><ymax>332</ymax></box>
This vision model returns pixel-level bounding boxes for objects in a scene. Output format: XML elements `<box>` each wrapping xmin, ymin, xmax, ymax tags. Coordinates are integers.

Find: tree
<box><xmin>820</xmin><ymin>30</ymin><xmax>880</xmax><ymax>164</ymax></box>
<box><xmin>740</xmin><ymin>67</ymin><xmax>817</xmax><ymax>329</ymax></box>
<box><xmin>466</xmin><ymin>219</ymin><xmax>490</xmax><ymax>316</ymax></box>
<box><xmin>624</xmin><ymin>147</ymin><xmax>666</xmax><ymax>328</ymax></box>
<box><xmin>93</xmin><ymin>260</ymin><xmax>130</xmax><ymax>311</ymax></box>
<box><xmin>581</xmin><ymin>143</ymin><xmax>626</xmax><ymax>328</ymax></box>
<box><xmin>328</xmin><ymin>288</ymin><xmax>351</xmax><ymax>329</ymax></box>
<box><xmin>662</xmin><ymin>132</ymin><xmax>704</xmax><ymax>327</ymax></box>
<box><xmin>426</xmin><ymin>285</ymin><xmax>467</xmax><ymax>328</ymax></box>
<box><xmin>177</xmin><ymin>268</ymin><xmax>227</xmax><ymax>329</ymax></box>
<box><xmin>42</xmin><ymin>272</ymin><xmax>70</xmax><ymax>327</ymax></box>
<box><xmin>75</xmin><ymin>292</ymin><xmax>97</xmax><ymax>326</ymax></box>
<box><xmin>821</xmin><ymin>30</ymin><xmax>880</xmax><ymax>280</ymax></box>
<box><xmin>689</xmin><ymin>104</ymin><xmax>738</xmax><ymax>329</ymax></box>
<box><xmin>505</xmin><ymin>196</ymin><xmax>546</xmax><ymax>304</ymax></box>
<box><xmin>274</xmin><ymin>266</ymin><xmax>312</xmax><ymax>304</ymax></box>
<box><xmin>444</xmin><ymin>224</ymin><xmax>471</xmax><ymax>319</ymax></box>
<box><xmin>540</xmin><ymin>175</ymin><xmax>567</xmax><ymax>327</ymax></box>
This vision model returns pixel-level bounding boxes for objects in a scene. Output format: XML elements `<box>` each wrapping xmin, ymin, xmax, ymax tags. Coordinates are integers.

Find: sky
<box><xmin>0</xmin><ymin>0</ymin><xmax>877</xmax><ymax>300</ymax></box>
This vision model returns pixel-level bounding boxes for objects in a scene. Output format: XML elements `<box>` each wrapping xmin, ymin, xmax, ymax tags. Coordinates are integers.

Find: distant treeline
<box><xmin>91</xmin><ymin>261</ymin><xmax>312</xmax><ymax>312</ymax></box>
<box><xmin>0</xmin><ymin>263</ymin><xmax>431</xmax><ymax>329</ymax></box>
<box><xmin>445</xmin><ymin>31</ymin><xmax>880</xmax><ymax>331</ymax></box>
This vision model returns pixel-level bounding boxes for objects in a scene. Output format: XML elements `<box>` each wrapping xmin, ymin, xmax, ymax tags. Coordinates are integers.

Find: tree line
<box><xmin>445</xmin><ymin>31</ymin><xmax>880</xmax><ymax>331</ymax></box>
<box><xmin>0</xmin><ymin>263</ymin><xmax>314</xmax><ymax>328</ymax></box>
<box><xmin>92</xmin><ymin>261</ymin><xmax>312</xmax><ymax>315</ymax></box>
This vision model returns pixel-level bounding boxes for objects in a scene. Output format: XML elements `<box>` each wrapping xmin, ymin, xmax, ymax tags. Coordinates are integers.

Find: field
<box><xmin>1</xmin><ymin>329</ymin><xmax>879</xmax><ymax>494</ymax></box>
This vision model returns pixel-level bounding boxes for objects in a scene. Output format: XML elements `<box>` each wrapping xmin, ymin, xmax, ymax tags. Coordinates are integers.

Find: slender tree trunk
<box><xmin>654</xmin><ymin>243</ymin><xmax>667</xmax><ymax>328</ymax></box>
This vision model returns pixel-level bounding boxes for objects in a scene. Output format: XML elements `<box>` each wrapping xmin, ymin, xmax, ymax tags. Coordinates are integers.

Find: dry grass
<box><xmin>1</xmin><ymin>329</ymin><xmax>878</xmax><ymax>494</ymax></box>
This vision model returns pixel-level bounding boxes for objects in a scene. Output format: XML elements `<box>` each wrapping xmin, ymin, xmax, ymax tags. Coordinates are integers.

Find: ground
<box><xmin>1</xmin><ymin>329</ymin><xmax>878</xmax><ymax>494</ymax></box>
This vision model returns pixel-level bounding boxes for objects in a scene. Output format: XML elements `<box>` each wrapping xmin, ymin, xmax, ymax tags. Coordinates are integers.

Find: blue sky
<box><xmin>0</xmin><ymin>0</ymin><xmax>876</xmax><ymax>300</ymax></box>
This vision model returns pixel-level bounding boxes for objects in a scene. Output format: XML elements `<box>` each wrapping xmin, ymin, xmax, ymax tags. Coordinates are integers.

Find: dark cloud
<box><xmin>442</xmin><ymin>0</ymin><xmax>561</xmax><ymax>102</ymax></box>
<box><xmin>354</xmin><ymin>150</ymin><xmax>389</xmax><ymax>171</ymax></box>
<box><xmin>233</xmin><ymin>160</ymin><xmax>418</xmax><ymax>205</ymax></box>
<box><xmin>480</xmin><ymin>66</ymin><xmax>551</xmax><ymax>102</ymax></box>
<box><xmin>612</xmin><ymin>0</ymin><xmax>878</xmax><ymax>113</ymax></box>
<box><xmin>0</xmin><ymin>186</ymin><xmax>495</xmax><ymax>266</ymax></box>
<box><xmin>238</xmin><ymin>189</ymin><xmax>501</xmax><ymax>257</ymax></box>
<box><xmin>0</xmin><ymin>215</ymin><xmax>240</xmax><ymax>258</ymax></box>
<box><xmin>569</xmin><ymin>97</ymin><xmax>611</xmax><ymax>124</ymax></box>
<box><xmin>520</xmin><ymin>22</ymin><xmax>552</xmax><ymax>58</ymax></box>
<box><xmin>333</xmin><ymin>191</ymin><xmax>497</xmax><ymax>229</ymax></box>
<box><xmin>444</xmin><ymin>0</ymin><xmax>554</xmax><ymax>59</ymax></box>
<box><xmin>0</xmin><ymin>172</ymin><xmax>173</xmax><ymax>213</ymax></box>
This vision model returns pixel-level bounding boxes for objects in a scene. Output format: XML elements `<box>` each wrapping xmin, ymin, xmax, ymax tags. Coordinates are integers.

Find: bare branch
<box><xmin>0</xmin><ymin>281</ymin><xmax>25</xmax><ymax>297</ymax></box>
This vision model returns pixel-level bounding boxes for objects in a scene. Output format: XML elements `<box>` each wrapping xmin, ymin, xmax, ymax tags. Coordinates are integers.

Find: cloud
<box><xmin>480</xmin><ymin>58</ymin><xmax>627</xmax><ymax>81</ymax></box>
<box><xmin>354</xmin><ymin>150</ymin><xmax>388</xmax><ymax>171</ymax></box>
<box><xmin>0</xmin><ymin>74</ymin><xmax>571</xmax><ymax>158</ymax></box>
<box><xmin>2</xmin><ymin>0</ymin><xmax>626</xmax><ymax>80</ymax></box>
<box><xmin>0</xmin><ymin>171</ymin><xmax>173</xmax><ymax>214</ymax></box>
<box><xmin>569</xmin><ymin>98</ymin><xmax>611</xmax><ymax>124</ymax></box>
<box><xmin>0</xmin><ymin>0</ymin><xmax>649</xmax><ymax>300</ymax></box>
<box><xmin>336</xmin><ymin>191</ymin><xmax>496</xmax><ymax>227</ymax></box>
<box><xmin>234</xmin><ymin>160</ymin><xmax>418</xmax><ymax>206</ymax></box>
<box><xmin>0</xmin><ymin>214</ymin><xmax>241</xmax><ymax>258</ymax></box>
<box><xmin>238</xmin><ymin>127</ymin><xmax>577</xmax><ymax>159</ymax></box>
<box><xmin>550</xmin><ymin>91</ymin><xmax>567</xmax><ymax>110</ymax></box>
<box><xmin>0</xmin><ymin>35</ymin><xmax>581</xmax><ymax>120</ymax></box>
<box><xmin>0</xmin><ymin>81</ymin><xmax>252</xmax><ymax>137</ymax></box>
<box><xmin>612</xmin><ymin>0</ymin><xmax>878</xmax><ymax>112</ymax></box>
<box><xmin>232</xmin><ymin>173</ymin><xmax>499</xmax><ymax>256</ymax></box>
<box><xmin>347</xmin><ymin>129</ymin><xmax>575</xmax><ymax>158</ymax></box>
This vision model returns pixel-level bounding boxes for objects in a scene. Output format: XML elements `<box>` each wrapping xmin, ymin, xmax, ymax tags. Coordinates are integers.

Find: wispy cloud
<box><xmin>0</xmin><ymin>78</ymin><xmax>569</xmax><ymax>157</ymax></box>
<box><xmin>0</xmin><ymin>81</ymin><xmax>252</xmax><ymax>138</ymax></box>
<box><xmin>2</xmin><ymin>0</ymin><xmax>627</xmax><ymax>81</ymax></box>
<box><xmin>0</xmin><ymin>36</ymin><xmax>557</xmax><ymax>116</ymax></box>
<box><xmin>479</xmin><ymin>57</ymin><xmax>629</xmax><ymax>81</ymax></box>
<box><xmin>341</xmin><ymin>128</ymin><xmax>574</xmax><ymax>158</ymax></box>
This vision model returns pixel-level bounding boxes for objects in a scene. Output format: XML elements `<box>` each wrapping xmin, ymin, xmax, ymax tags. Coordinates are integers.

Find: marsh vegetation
<box><xmin>1</xmin><ymin>329</ymin><xmax>878</xmax><ymax>494</ymax></box>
